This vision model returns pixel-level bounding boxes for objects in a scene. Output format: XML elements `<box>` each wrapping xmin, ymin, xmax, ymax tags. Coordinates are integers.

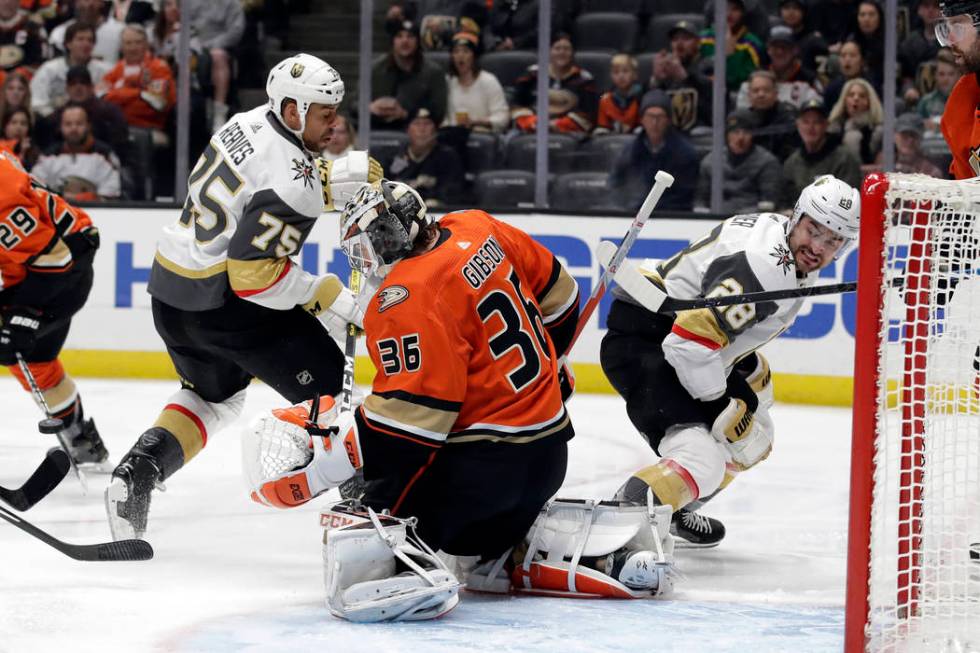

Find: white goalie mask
<box><xmin>266</xmin><ymin>53</ymin><xmax>344</xmax><ymax>148</ymax></box>
<box><xmin>340</xmin><ymin>180</ymin><xmax>429</xmax><ymax>278</ymax></box>
<box><xmin>789</xmin><ymin>175</ymin><xmax>860</xmax><ymax>259</ymax></box>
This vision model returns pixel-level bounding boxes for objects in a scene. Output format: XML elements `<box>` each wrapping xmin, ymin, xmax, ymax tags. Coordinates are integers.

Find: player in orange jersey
<box><xmin>938</xmin><ymin>0</ymin><xmax>980</xmax><ymax>178</ymax></box>
<box><xmin>242</xmin><ymin>181</ymin><xmax>676</xmax><ymax>620</ymax></box>
<box><xmin>0</xmin><ymin>152</ymin><xmax>107</xmax><ymax>465</ymax></box>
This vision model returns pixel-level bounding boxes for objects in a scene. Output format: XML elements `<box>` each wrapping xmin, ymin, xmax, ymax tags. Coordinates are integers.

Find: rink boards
<box><xmin>4</xmin><ymin>207</ymin><xmax>864</xmax><ymax>405</ymax></box>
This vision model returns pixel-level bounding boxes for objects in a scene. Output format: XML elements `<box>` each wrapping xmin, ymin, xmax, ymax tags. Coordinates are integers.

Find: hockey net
<box><xmin>846</xmin><ymin>173</ymin><xmax>980</xmax><ymax>652</ymax></box>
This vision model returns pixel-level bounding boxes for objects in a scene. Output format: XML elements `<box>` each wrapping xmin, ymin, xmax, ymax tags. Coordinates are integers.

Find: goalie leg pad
<box><xmin>322</xmin><ymin>503</ymin><xmax>460</xmax><ymax>622</ymax></box>
<box><xmin>510</xmin><ymin>498</ymin><xmax>676</xmax><ymax>599</ymax></box>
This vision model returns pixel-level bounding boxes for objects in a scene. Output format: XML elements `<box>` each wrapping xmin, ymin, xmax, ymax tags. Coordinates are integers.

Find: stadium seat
<box><xmin>465</xmin><ymin>132</ymin><xmax>500</xmax><ymax>177</ymax></box>
<box><xmin>425</xmin><ymin>50</ymin><xmax>450</xmax><ymax>72</ymax></box>
<box><xmin>578</xmin><ymin>134</ymin><xmax>635</xmax><ymax>172</ymax></box>
<box><xmin>504</xmin><ymin>133</ymin><xmax>580</xmax><ymax>173</ymax></box>
<box><xmin>481</xmin><ymin>50</ymin><xmax>537</xmax><ymax>99</ymax></box>
<box><xmin>573</xmin><ymin>12</ymin><xmax>639</xmax><ymax>53</ymax></box>
<box><xmin>645</xmin><ymin>13</ymin><xmax>704</xmax><ymax>52</ymax></box>
<box><xmin>474</xmin><ymin>170</ymin><xmax>537</xmax><ymax>207</ymax></box>
<box><xmin>575</xmin><ymin>51</ymin><xmax>613</xmax><ymax>94</ymax></box>
<box><xmin>644</xmin><ymin>0</ymin><xmax>703</xmax><ymax>16</ymax></box>
<box><xmin>368</xmin><ymin>130</ymin><xmax>409</xmax><ymax>168</ymax></box>
<box><xmin>551</xmin><ymin>172</ymin><xmax>615</xmax><ymax>211</ymax></box>
<box><xmin>580</xmin><ymin>0</ymin><xmax>643</xmax><ymax>12</ymax></box>
<box><xmin>636</xmin><ymin>52</ymin><xmax>655</xmax><ymax>85</ymax></box>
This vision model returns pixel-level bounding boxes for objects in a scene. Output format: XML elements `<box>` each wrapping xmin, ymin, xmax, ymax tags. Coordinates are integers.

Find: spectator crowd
<box><xmin>366</xmin><ymin>0</ymin><xmax>957</xmax><ymax>213</ymax></box>
<box><xmin>0</xmin><ymin>0</ymin><xmax>958</xmax><ymax>212</ymax></box>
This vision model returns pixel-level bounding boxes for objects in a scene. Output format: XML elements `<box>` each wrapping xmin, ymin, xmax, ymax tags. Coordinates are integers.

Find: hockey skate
<box><xmin>670</xmin><ymin>508</ymin><xmax>725</xmax><ymax>548</ymax></box>
<box><xmin>104</xmin><ymin>456</ymin><xmax>161</xmax><ymax>540</ymax></box>
<box><xmin>63</xmin><ymin>418</ymin><xmax>112</xmax><ymax>472</ymax></box>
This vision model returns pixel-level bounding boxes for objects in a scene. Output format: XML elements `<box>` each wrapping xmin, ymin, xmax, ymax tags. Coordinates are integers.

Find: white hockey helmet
<box><xmin>340</xmin><ymin>180</ymin><xmax>429</xmax><ymax>277</ymax></box>
<box><xmin>790</xmin><ymin>175</ymin><xmax>860</xmax><ymax>258</ymax></box>
<box><xmin>266</xmin><ymin>53</ymin><xmax>344</xmax><ymax>141</ymax></box>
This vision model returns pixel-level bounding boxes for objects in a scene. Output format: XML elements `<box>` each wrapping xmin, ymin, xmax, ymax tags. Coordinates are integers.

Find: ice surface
<box><xmin>0</xmin><ymin>378</ymin><xmax>851</xmax><ymax>652</ymax></box>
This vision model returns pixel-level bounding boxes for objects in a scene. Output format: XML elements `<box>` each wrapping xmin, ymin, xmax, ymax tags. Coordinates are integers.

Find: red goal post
<box><xmin>846</xmin><ymin>172</ymin><xmax>980</xmax><ymax>652</ymax></box>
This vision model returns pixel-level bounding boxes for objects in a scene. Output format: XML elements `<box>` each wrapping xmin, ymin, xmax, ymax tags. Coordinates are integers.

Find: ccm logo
<box><xmin>320</xmin><ymin>513</ymin><xmax>355</xmax><ymax>529</ymax></box>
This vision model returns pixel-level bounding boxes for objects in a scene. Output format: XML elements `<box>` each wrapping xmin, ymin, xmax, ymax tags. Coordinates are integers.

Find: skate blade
<box><xmin>78</xmin><ymin>459</ymin><xmax>115</xmax><ymax>474</ymax></box>
<box><xmin>104</xmin><ymin>480</ymin><xmax>140</xmax><ymax>541</ymax></box>
<box><xmin>673</xmin><ymin>539</ymin><xmax>721</xmax><ymax>549</ymax></box>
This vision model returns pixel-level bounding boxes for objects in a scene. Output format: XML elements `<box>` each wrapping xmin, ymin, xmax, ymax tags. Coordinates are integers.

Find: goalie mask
<box><xmin>266</xmin><ymin>53</ymin><xmax>344</xmax><ymax>150</ymax></box>
<box><xmin>789</xmin><ymin>175</ymin><xmax>860</xmax><ymax>259</ymax></box>
<box><xmin>340</xmin><ymin>180</ymin><xmax>429</xmax><ymax>277</ymax></box>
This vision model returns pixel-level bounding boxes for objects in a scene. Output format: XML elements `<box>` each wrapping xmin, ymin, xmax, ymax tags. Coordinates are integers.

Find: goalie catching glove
<box><xmin>242</xmin><ymin>396</ymin><xmax>362</xmax><ymax>508</ymax></box>
<box><xmin>316</xmin><ymin>151</ymin><xmax>384</xmax><ymax>211</ymax></box>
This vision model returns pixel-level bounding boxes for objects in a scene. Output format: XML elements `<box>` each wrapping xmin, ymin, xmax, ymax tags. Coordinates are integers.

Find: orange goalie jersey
<box><xmin>355</xmin><ymin>209</ymin><xmax>580</xmax><ymax>484</ymax></box>
<box><xmin>0</xmin><ymin>153</ymin><xmax>94</xmax><ymax>292</ymax></box>
<box><xmin>941</xmin><ymin>72</ymin><xmax>980</xmax><ymax>180</ymax></box>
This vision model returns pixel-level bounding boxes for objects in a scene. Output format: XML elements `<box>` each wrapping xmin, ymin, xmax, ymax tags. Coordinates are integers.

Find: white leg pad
<box><xmin>321</xmin><ymin>502</ymin><xmax>460</xmax><ymax>622</ymax></box>
<box><xmin>659</xmin><ymin>426</ymin><xmax>729</xmax><ymax>500</ymax></box>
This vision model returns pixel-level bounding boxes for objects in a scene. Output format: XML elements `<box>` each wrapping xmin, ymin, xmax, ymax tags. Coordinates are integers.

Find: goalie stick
<box><xmin>0</xmin><ymin>449</ymin><xmax>70</xmax><ymax>511</ymax></box>
<box><xmin>337</xmin><ymin>269</ymin><xmax>366</xmax><ymax>500</ymax></box>
<box><xmin>0</xmin><ymin>502</ymin><xmax>154</xmax><ymax>561</ymax></box>
<box><xmin>568</xmin><ymin>171</ymin><xmax>675</xmax><ymax>351</ymax></box>
<box><xmin>595</xmin><ymin>241</ymin><xmax>905</xmax><ymax>312</ymax></box>
<box><xmin>16</xmin><ymin>353</ymin><xmax>89</xmax><ymax>493</ymax></box>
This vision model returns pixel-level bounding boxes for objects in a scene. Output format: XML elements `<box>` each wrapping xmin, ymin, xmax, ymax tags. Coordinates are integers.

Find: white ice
<box><xmin>0</xmin><ymin>378</ymin><xmax>851</xmax><ymax>652</ymax></box>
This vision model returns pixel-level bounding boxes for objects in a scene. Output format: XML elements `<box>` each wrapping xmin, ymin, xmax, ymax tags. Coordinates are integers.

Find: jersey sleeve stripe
<box><xmin>672</xmin><ymin>309</ymin><xmax>728</xmax><ymax>350</ymax></box>
<box><xmin>537</xmin><ymin>257</ymin><xmax>562</xmax><ymax>298</ymax></box>
<box><xmin>227</xmin><ymin>257</ymin><xmax>292</xmax><ymax>296</ymax></box>
<box><xmin>374</xmin><ymin>388</ymin><xmax>464</xmax><ymax>413</ymax></box>
<box><xmin>153</xmin><ymin>251</ymin><xmax>227</xmax><ymax>279</ymax></box>
<box><xmin>363</xmin><ymin>394</ymin><xmax>457</xmax><ymax>439</ymax></box>
<box><xmin>539</xmin><ymin>266</ymin><xmax>579</xmax><ymax>323</ymax></box>
<box><xmin>27</xmin><ymin>237</ymin><xmax>73</xmax><ymax>272</ymax></box>
<box><xmin>359</xmin><ymin>406</ymin><xmax>445</xmax><ymax>447</ymax></box>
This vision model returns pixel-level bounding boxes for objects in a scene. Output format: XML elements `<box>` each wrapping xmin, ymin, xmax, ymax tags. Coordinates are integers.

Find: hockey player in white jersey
<box><xmin>105</xmin><ymin>53</ymin><xmax>382</xmax><ymax>540</ymax></box>
<box><xmin>601</xmin><ymin>175</ymin><xmax>859</xmax><ymax>547</ymax></box>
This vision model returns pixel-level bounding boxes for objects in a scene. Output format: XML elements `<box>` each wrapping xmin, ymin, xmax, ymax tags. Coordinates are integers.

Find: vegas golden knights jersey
<box><xmin>613</xmin><ymin>212</ymin><xmax>815</xmax><ymax>400</ymax></box>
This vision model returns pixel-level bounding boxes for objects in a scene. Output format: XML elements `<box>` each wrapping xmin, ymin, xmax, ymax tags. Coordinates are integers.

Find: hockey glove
<box><xmin>0</xmin><ymin>306</ymin><xmax>43</xmax><ymax>364</ymax></box>
<box><xmin>245</xmin><ymin>404</ymin><xmax>363</xmax><ymax>509</ymax></box>
<box><xmin>709</xmin><ymin>398</ymin><xmax>774</xmax><ymax>471</ymax></box>
<box><xmin>317</xmin><ymin>151</ymin><xmax>384</xmax><ymax>211</ymax></box>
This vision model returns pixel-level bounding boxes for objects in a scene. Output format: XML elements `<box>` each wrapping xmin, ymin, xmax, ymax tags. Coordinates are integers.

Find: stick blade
<box><xmin>91</xmin><ymin>539</ymin><xmax>154</xmax><ymax>562</ymax></box>
<box><xmin>0</xmin><ymin>449</ymin><xmax>71</xmax><ymax>511</ymax></box>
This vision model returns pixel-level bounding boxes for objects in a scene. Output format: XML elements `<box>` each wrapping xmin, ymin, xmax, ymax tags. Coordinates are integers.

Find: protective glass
<box><xmin>936</xmin><ymin>16</ymin><xmax>979</xmax><ymax>46</ymax></box>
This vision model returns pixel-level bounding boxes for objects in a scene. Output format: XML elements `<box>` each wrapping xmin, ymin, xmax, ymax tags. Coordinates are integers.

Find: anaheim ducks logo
<box><xmin>377</xmin><ymin>285</ymin><xmax>409</xmax><ymax>313</ymax></box>
<box><xmin>290</xmin><ymin>62</ymin><xmax>305</xmax><ymax>78</ymax></box>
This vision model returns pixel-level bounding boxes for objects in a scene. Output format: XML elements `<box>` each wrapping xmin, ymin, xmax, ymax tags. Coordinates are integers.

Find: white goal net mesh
<box><xmin>867</xmin><ymin>174</ymin><xmax>980</xmax><ymax>652</ymax></box>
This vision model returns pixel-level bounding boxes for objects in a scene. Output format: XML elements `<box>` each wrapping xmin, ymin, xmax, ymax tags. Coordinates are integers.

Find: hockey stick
<box><xmin>568</xmin><ymin>171</ymin><xmax>675</xmax><ymax>350</ymax></box>
<box><xmin>337</xmin><ymin>269</ymin><xmax>366</xmax><ymax>500</ymax></box>
<box><xmin>15</xmin><ymin>352</ymin><xmax>87</xmax><ymax>493</ymax></box>
<box><xmin>0</xmin><ymin>502</ymin><xmax>153</xmax><ymax>561</ymax></box>
<box><xmin>0</xmin><ymin>449</ymin><xmax>70</xmax><ymax>511</ymax></box>
<box><xmin>596</xmin><ymin>241</ymin><xmax>905</xmax><ymax>312</ymax></box>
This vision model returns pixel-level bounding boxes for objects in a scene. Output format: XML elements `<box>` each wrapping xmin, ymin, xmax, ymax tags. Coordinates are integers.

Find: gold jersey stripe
<box><xmin>301</xmin><ymin>275</ymin><xmax>344</xmax><ymax>316</ymax></box>
<box><xmin>364</xmin><ymin>394</ymin><xmax>459</xmax><ymax>436</ymax></box>
<box><xmin>673</xmin><ymin>307</ymin><xmax>729</xmax><ymax>348</ymax></box>
<box><xmin>154</xmin><ymin>251</ymin><xmax>227</xmax><ymax>279</ymax></box>
<box><xmin>539</xmin><ymin>267</ymin><xmax>578</xmax><ymax>318</ymax></box>
<box><xmin>154</xmin><ymin>407</ymin><xmax>206</xmax><ymax>461</ymax></box>
<box><xmin>31</xmin><ymin>238</ymin><xmax>72</xmax><ymax>269</ymax></box>
<box><xmin>227</xmin><ymin>257</ymin><xmax>288</xmax><ymax>293</ymax></box>
<box><xmin>448</xmin><ymin>413</ymin><xmax>570</xmax><ymax>444</ymax></box>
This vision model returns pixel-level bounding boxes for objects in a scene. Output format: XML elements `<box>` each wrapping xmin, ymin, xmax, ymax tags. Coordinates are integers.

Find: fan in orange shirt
<box><xmin>101</xmin><ymin>25</ymin><xmax>175</xmax><ymax>132</ymax></box>
<box><xmin>0</xmin><ymin>152</ymin><xmax>108</xmax><ymax>466</ymax></box>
